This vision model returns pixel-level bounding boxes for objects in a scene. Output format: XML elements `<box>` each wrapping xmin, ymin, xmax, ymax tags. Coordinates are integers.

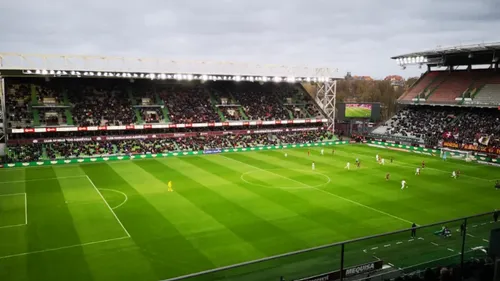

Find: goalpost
<box><xmin>440</xmin><ymin>148</ymin><xmax>476</xmax><ymax>162</ymax></box>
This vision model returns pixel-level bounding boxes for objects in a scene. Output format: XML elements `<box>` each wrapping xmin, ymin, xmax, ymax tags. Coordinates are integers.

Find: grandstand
<box><xmin>1</xmin><ymin>49</ymin><xmax>499</xmax><ymax>281</ymax></box>
<box><xmin>394</xmin><ymin>43</ymin><xmax>500</xmax><ymax>106</ymax></box>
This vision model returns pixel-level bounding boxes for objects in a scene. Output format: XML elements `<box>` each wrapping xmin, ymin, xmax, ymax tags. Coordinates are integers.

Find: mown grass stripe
<box><xmin>80</xmin><ymin>163</ymin><xmax>216</xmax><ymax>280</ymax></box>
<box><xmin>25</xmin><ymin>167</ymin><xmax>94</xmax><ymax>281</ymax></box>
<box><xmin>138</xmin><ymin>159</ymin><xmax>310</xmax><ymax>257</ymax></box>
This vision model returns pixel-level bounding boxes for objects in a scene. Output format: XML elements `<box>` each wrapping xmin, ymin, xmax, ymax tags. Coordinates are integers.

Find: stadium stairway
<box><xmin>62</xmin><ymin>90</ymin><xmax>74</xmax><ymax>125</ymax></box>
<box><xmin>134</xmin><ymin>109</ymin><xmax>143</xmax><ymax>124</ymax></box>
<box><xmin>398</xmin><ymin>72</ymin><xmax>441</xmax><ymax>102</ymax></box>
<box><xmin>30</xmin><ymin>84</ymin><xmax>38</xmax><ymax>105</ymax></box>
<box><xmin>237</xmin><ymin>106</ymin><xmax>249</xmax><ymax>120</ymax></box>
<box><xmin>127</xmin><ymin>88</ymin><xmax>137</xmax><ymax>105</ymax></box>
<box><xmin>209</xmin><ymin>92</ymin><xmax>226</xmax><ymax>121</ymax></box>
<box><xmin>155</xmin><ymin>92</ymin><xmax>171</xmax><ymax>122</ymax></box>
<box><xmin>426</xmin><ymin>72</ymin><xmax>479</xmax><ymax>103</ymax></box>
<box><xmin>422</xmin><ymin>72</ymin><xmax>449</xmax><ymax>101</ymax></box>
<box><xmin>301</xmin><ymin>105</ymin><xmax>313</xmax><ymax>118</ymax></box>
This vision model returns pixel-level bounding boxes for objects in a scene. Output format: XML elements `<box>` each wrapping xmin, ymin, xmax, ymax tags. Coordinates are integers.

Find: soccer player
<box><xmin>356</xmin><ymin>161</ymin><xmax>360</xmax><ymax>169</ymax></box>
<box><xmin>312</xmin><ymin>161</ymin><xmax>315</xmax><ymax>170</ymax></box>
<box><xmin>355</xmin><ymin>158</ymin><xmax>359</xmax><ymax>164</ymax></box>
<box><xmin>415</xmin><ymin>167</ymin><xmax>420</xmax><ymax>176</ymax></box>
<box><xmin>386</xmin><ymin>173</ymin><xmax>390</xmax><ymax>181</ymax></box>
<box><xmin>422</xmin><ymin>161</ymin><xmax>425</xmax><ymax>169</ymax></box>
<box><xmin>167</xmin><ymin>180</ymin><xmax>173</xmax><ymax>192</ymax></box>
<box><xmin>457</xmin><ymin>170</ymin><xmax>460</xmax><ymax>178</ymax></box>
<box><xmin>332</xmin><ymin>149</ymin><xmax>335</xmax><ymax>155</ymax></box>
<box><xmin>380</xmin><ymin>158</ymin><xmax>385</xmax><ymax>165</ymax></box>
<box><xmin>308</xmin><ymin>150</ymin><xmax>310</xmax><ymax>157</ymax></box>
<box><xmin>320</xmin><ymin>149</ymin><xmax>324</xmax><ymax>155</ymax></box>
<box><xmin>401</xmin><ymin>179</ymin><xmax>407</xmax><ymax>190</ymax></box>
<box><xmin>411</xmin><ymin>223</ymin><xmax>417</xmax><ymax>238</ymax></box>
<box><xmin>452</xmin><ymin>171</ymin><xmax>457</xmax><ymax>179</ymax></box>
<box><xmin>345</xmin><ymin>162</ymin><xmax>350</xmax><ymax>170</ymax></box>
<box><xmin>284</xmin><ymin>153</ymin><xmax>288</xmax><ymax>158</ymax></box>
<box><xmin>376</xmin><ymin>154</ymin><xmax>380</xmax><ymax>162</ymax></box>
<box><xmin>390</xmin><ymin>157</ymin><xmax>393</xmax><ymax>163</ymax></box>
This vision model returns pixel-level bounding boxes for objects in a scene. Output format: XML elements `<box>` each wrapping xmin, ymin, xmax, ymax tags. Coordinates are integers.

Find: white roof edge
<box><xmin>0</xmin><ymin>52</ymin><xmax>342</xmax><ymax>79</ymax></box>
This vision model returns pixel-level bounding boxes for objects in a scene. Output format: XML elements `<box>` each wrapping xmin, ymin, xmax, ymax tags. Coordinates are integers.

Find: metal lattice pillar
<box><xmin>316</xmin><ymin>80</ymin><xmax>337</xmax><ymax>134</ymax></box>
<box><xmin>0</xmin><ymin>76</ymin><xmax>6</xmax><ymax>157</ymax></box>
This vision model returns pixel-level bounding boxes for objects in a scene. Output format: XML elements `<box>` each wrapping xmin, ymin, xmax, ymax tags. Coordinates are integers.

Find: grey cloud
<box><xmin>0</xmin><ymin>0</ymin><xmax>499</xmax><ymax>78</ymax></box>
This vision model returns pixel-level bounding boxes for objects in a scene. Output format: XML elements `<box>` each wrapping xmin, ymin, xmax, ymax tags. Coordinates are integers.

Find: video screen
<box><xmin>345</xmin><ymin>104</ymin><xmax>373</xmax><ymax>118</ymax></box>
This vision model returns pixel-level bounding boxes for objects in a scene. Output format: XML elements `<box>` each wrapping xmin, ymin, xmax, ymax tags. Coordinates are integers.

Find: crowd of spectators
<box><xmin>69</xmin><ymin>86</ymin><xmax>135</xmax><ymax>126</ymax></box>
<box><xmin>374</xmin><ymin>106</ymin><xmax>500</xmax><ymax>147</ymax></box>
<box><xmin>158</xmin><ymin>85</ymin><xmax>220</xmax><ymax>123</ymax></box>
<box><xmin>396</xmin><ymin>257</ymin><xmax>493</xmax><ymax>281</ymax></box>
<box><xmin>4</xmin><ymin>130</ymin><xmax>331</xmax><ymax>163</ymax></box>
<box><xmin>6</xmin><ymin>79</ymin><xmax>324</xmax><ymax>128</ymax></box>
<box><xmin>5</xmin><ymin>84</ymin><xmax>31</xmax><ymax>126</ymax></box>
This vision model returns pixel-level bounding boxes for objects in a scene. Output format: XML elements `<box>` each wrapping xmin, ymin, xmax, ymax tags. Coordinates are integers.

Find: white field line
<box><xmin>0</xmin><ymin>193</ymin><xmax>25</xmax><ymax>197</ymax></box>
<box><xmin>0</xmin><ymin>175</ymin><xmax>87</xmax><ymax>184</ymax></box>
<box><xmin>0</xmin><ymin>236</ymin><xmax>129</xmax><ymax>260</ymax></box>
<box><xmin>0</xmin><ymin>193</ymin><xmax>27</xmax><ymax>229</ymax></box>
<box><xmin>220</xmin><ymin>155</ymin><xmax>415</xmax><ymax>225</ymax></box>
<box><xmin>86</xmin><ymin>176</ymin><xmax>131</xmax><ymax>237</ymax></box>
<box><xmin>24</xmin><ymin>193</ymin><xmax>28</xmax><ymax>225</ymax></box>
<box><xmin>0</xmin><ymin>224</ymin><xmax>25</xmax><ymax>229</ymax></box>
<box><xmin>98</xmin><ymin>188</ymin><xmax>129</xmax><ymax>210</ymax></box>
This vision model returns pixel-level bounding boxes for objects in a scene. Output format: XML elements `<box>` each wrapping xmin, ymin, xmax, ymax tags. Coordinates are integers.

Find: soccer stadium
<box><xmin>0</xmin><ymin>42</ymin><xmax>500</xmax><ymax>281</ymax></box>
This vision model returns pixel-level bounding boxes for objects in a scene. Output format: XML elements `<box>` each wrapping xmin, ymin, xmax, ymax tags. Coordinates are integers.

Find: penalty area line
<box><xmin>0</xmin><ymin>236</ymin><xmax>129</xmax><ymax>260</ymax></box>
<box><xmin>220</xmin><ymin>155</ymin><xmax>415</xmax><ymax>226</ymax></box>
<box><xmin>86</xmin><ymin>176</ymin><xmax>131</xmax><ymax>238</ymax></box>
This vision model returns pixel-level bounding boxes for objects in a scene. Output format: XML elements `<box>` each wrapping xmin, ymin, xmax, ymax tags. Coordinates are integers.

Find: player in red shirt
<box><xmin>422</xmin><ymin>161</ymin><xmax>425</xmax><ymax>169</ymax></box>
<box><xmin>308</xmin><ymin>150</ymin><xmax>310</xmax><ymax>156</ymax></box>
<box><xmin>386</xmin><ymin>173</ymin><xmax>390</xmax><ymax>181</ymax></box>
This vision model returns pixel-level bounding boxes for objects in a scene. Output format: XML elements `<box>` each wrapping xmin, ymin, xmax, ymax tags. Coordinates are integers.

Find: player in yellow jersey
<box><xmin>167</xmin><ymin>180</ymin><xmax>173</xmax><ymax>192</ymax></box>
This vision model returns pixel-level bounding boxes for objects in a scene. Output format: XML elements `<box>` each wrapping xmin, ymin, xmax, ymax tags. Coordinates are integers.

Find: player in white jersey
<box><xmin>401</xmin><ymin>180</ymin><xmax>407</xmax><ymax>189</ymax></box>
<box><xmin>284</xmin><ymin>153</ymin><xmax>288</xmax><ymax>158</ymax></box>
<box><xmin>376</xmin><ymin>154</ymin><xmax>379</xmax><ymax>162</ymax></box>
<box><xmin>415</xmin><ymin>167</ymin><xmax>420</xmax><ymax>175</ymax></box>
<box><xmin>380</xmin><ymin>158</ymin><xmax>385</xmax><ymax>165</ymax></box>
<box><xmin>452</xmin><ymin>171</ymin><xmax>457</xmax><ymax>179</ymax></box>
<box><xmin>312</xmin><ymin>162</ymin><xmax>315</xmax><ymax>170</ymax></box>
<box><xmin>320</xmin><ymin>149</ymin><xmax>324</xmax><ymax>155</ymax></box>
<box><xmin>345</xmin><ymin>162</ymin><xmax>350</xmax><ymax>170</ymax></box>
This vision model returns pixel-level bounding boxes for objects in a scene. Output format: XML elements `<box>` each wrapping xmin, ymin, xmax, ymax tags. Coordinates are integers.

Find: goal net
<box><xmin>440</xmin><ymin>148</ymin><xmax>476</xmax><ymax>162</ymax></box>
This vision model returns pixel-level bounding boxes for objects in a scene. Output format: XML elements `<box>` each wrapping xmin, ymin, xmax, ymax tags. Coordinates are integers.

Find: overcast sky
<box><xmin>0</xmin><ymin>0</ymin><xmax>499</xmax><ymax>79</ymax></box>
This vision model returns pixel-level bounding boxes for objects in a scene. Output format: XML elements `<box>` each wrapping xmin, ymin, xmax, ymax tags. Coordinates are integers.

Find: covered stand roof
<box><xmin>0</xmin><ymin>53</ymin><xmax>342</xmax><ymax>82</ymax></box>
<box><xmin>391</xmin><ymin>42</ymin><xmax>500</xmax><ymax>67</ymax></box>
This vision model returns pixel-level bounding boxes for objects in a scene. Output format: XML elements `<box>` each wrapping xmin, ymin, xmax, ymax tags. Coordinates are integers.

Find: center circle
<box><xmin>240</xmin><ymin>168</ymin><xmax>331</xmax><ymax>190</ymax></box>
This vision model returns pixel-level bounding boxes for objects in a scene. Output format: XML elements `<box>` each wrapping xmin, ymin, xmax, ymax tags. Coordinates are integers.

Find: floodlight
<box><xmin>234</xmin><ymin>75</ymin><xmax>241</xmax><ymax>81</ymax></box>
<box><xmin>97</xmin><ymin>72</ymin><xmax>101</xmax><ymax>76</ymax></box>
<box><xmin>75</xmin><ymin>71</ymin><xmax>81</xmax><ymax>76</ymax></box>
<box><xmin>70</xmin><ymin>71</ymin><xmax>75</xmax><ymax>75</ymax></box>
<box><xmin>273</xmin><ymin>76</ymin><xmax>280</xmax><ymax>82</ymax></box>
<box><xmin>286</xmin><ymin>76</ymin><xmax>294</xmax><ymax>83</ymax></box>
<box><xmin>249</xmin><ymin>76</ymin><xmax>254</xmax><ymax>82</ymax></box>
<box><xmin>35</xmin><ymin>69</ymin><xmax>41</xmax><ymax>74</ymax></box>
<box><xmin>159</xmin><ymin>74</ymin><xmax>166</xmax><ymax>79</ymax></box>
<box><xmin>201</xmin><ymin>74</ymin><xmax>208</xmax><ymax>80</ymax></box>
<box><xmin>187</xmin><ymin>74</ymin><xmax>193</xmax><ymax>80</ymax></box>
<box><xmin>26</xmin><ymin>70</ymin><xmax>32</xmax><ymax>74</ymax></box>
<box><xmin>133</xmin><ymin>73</ymin><xmax>138</xmax><ymax>78</ymax></box>
<box><xmin>41</xmin><ymin>69</ymin><xmax>48</xmax><ymax>75</ymax></box>
<box><xmin>62</xmin><ymin>71</ymin><xmax>68</xmax><ymax>75</ymax></box>
<box><xmin>56</xmin><ymin>71</ymin><xmax>61</xmax><ymax>75</ymax></box>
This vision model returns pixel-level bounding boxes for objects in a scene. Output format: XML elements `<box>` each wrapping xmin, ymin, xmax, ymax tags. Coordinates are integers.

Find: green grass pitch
<box><xmin>0</xmin><ymin>145</ymin><xmax>499</xmax><ymax>281</ymax></box>
<box><xmin>345</xmin><ymin>107</ymin><xmax>371</xmax><ymax>118</ymax></box>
